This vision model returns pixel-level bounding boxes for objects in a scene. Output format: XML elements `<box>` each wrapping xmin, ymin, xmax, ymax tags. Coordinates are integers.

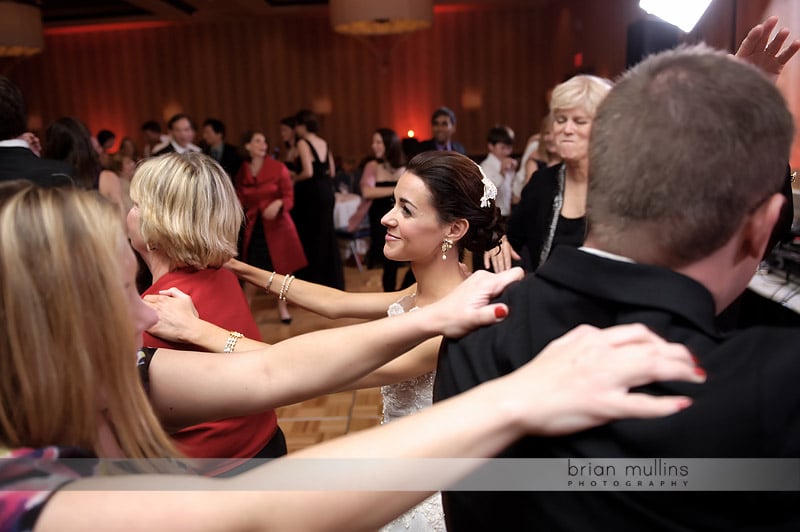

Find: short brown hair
<box><xmin>586</xmin><ymin>45</ymin><xmax>793</xmax><ymax>267</ymax></box>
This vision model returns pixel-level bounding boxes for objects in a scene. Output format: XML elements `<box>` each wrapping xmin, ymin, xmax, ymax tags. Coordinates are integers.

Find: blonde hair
<box><xmin>0</xmin><ymin>183</ymin><xmax>178</xmax><ymax>458</ymax></box>
<box><xmin>130</xmin><ymin>152</ymin><xmax>242</xmax><ymax>269</ymax></box>
<box><xmin>549</xmin><ymin>75</ymin><xmax>613</xmax><ymax>117</ymax></box>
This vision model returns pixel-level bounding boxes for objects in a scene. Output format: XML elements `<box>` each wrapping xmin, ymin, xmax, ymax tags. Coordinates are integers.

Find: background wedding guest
<box><xmin>140</xmin><ymin>119</ymin><xmax>168</xmax><ymax>158</ymax></box>
<box><xmin>357</xmin><ymin>128</ymin><xmax>406</xmax><ymax>291</ymax></box>
<box><xmin>512</xmin><ymin>115</ymin><xmax>562</xmax><ymax>204</ymax></box>
<box><xmin>152</xmin><ymin>113</ymin><xmax>201</xmax><ymax>156</ymax></box>
<box><xmin>201</xmin><ymin>118</ymin><xmax>242</xmax><ymax>181</ymax></box>
<box><xmin>96</xmin><ymin>128</ymin><xmax>115</xmax><ymax>167</ymax></box>
<box><xmin>417</xmin><ymin>106</ymin><xmax>466</xmax><ymax>155</ymax></box>
<box><xmin>42</xmin><ymin>116</ymin><xmax>124</xmax><ymax>217</ymax></box>
<box><xmin>235</xmin><ymin>130</ymin><xmax>307</xmax><ymax>324</ymax></box>
<box><xmin>291</xmin><ymin>108</ymin><xmax>344</xmax><ymax>289</ymax></box>
<box><xmin>0</xmin><ymin>75</ymin><xmax>74</xmax><ymax>186</ymax></box>
<box><xmin>279</xmin><ymin>115</ymin><xmax>300</xmax><ymax>172</ymax></box>
<box><xmin>502</xmin><ymin>74</ymin><xmax>612</xmax><ymax>272</ymax></box>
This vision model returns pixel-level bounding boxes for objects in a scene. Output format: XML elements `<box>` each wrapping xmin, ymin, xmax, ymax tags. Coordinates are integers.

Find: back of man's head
<box><xmin>587</xmin><ymin>45</ymin><xmax>793</xmax><ymax>267</ymax></box>
<box><xmin>0</xmin><ymin>76</ymin><xmax>27</xmax><ymax>140</ymax></box>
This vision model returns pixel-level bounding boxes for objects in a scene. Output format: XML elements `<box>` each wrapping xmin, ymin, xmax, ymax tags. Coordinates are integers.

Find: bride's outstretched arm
<box><xmin>226</xmin><ymin>257</ymin><xmax>413</xmax><ymax>319</ymax></box>
<box><xmin>146</xmin><ymin>269</ymin><xmax>523</xmax><ymax>428</ymax></box>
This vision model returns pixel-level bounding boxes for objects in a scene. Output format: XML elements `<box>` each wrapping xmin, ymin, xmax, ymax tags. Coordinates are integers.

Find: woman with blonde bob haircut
<box><xmin>493</xmin><ymin>75</ymin><xmax>613</xmax><ymax>273</ymax></box>
<box><xmin>128</xmin><ymin>152</ymin><xmax>280</xmax><ymax>468</ymax></box>
<box><xmin>130</xmin><ymin>152</ymin><xmax>240</xmax><ymax>269</ymax></box>
<box><xmin>0</xmin><ymin>183</ymin><xmax>704</xmax><ymax>531</ymax></box>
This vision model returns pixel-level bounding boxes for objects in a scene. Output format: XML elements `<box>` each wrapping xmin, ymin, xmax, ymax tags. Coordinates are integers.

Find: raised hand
<box><xmin>735</xmin><ymin>16</ymin><xmax>800</xmax><ymax>82</ymax></box>
<box><xmin>484</xmin><ymin>238</ymin><xmax>521</xmax><ymax>272</ymax></box>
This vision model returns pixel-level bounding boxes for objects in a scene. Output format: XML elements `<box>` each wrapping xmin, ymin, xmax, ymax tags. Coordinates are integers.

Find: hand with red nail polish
<box><xmin>423</xmin><ymin>268</ymin><xmax>524</xmax><ymax>338</ymax></box>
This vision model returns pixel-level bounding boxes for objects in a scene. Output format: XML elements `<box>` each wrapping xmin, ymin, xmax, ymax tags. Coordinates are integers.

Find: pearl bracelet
<box><xmin>223</xmin><ymin>331</ymin><xmax>243</xmax><ymax>353</ymax></box>
<box><xmin>278</xmin><ymin>274</ymin><xmax>295</xmax><ymax>301</ymax></box>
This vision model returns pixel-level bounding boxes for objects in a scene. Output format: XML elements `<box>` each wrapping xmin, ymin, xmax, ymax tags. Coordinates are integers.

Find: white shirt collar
<box><xmin>171</xmin><ymin>141</ymin><xmax>201</xmax><ymax>154</ymax></box>
<box><xmin>579</xmin><ymin>246</ymin><xmax>636</xmax><ymax>263</ymax></box>
<box><xmin>0</xmin><ymin>139</ymin><xmax>31</xmax><ymax>149</ymax></box>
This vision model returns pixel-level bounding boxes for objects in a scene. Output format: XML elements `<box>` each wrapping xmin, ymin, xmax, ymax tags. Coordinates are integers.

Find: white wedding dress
<box><xmin>380</xmin><ymin>294</ymin><xmax>445</xmax><ymax>532</ymax></box>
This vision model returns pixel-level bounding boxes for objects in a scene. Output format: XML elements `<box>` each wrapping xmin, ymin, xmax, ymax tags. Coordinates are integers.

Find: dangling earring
<box><xmin>441</xmin><ymin>238</ymin><xmax>453</xmax><ymax>260</ymax></box>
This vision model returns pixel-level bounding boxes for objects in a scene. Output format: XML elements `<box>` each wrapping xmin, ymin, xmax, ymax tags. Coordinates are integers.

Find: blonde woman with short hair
<box><xmin>128</xmin><ymin>152</ymin><xmax>281</xmax><ymax>470</ymax></box>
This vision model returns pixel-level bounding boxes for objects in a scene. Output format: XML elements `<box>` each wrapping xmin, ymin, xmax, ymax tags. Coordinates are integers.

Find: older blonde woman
<box><xmin>0</xmin><ymin>182</ymin><xmax>703</xmax><ymax>532</ymax></box>
<box><xmin>504</xmin><ymin>74</ymin><xmax>612</xmax><ymax>272</ymax></box>
<box><xmin>128</xmin><ymin>152</ymin><xmax>282</xmax><ymax>469</ymax></box>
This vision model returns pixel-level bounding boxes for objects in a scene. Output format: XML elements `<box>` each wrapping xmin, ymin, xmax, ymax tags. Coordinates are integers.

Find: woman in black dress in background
<box><xmin>360</xmin><ymin>128</ymin><xmax>406</xmax><ymax>291</ymax></box>
<box><xmin>290</xmin><ymin>109</ymin><xmax>344</xmax><ymax>289</ymax></box>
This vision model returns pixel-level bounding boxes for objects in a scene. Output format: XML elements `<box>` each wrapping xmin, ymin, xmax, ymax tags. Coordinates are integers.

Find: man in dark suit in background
<box><xmin>0</xmin><ymin>76</ymin><xmax>74</xmax><ymax>187</ymax></box>
<box><xmin>152</xmin><ymin>113</ymin><xmax>201</xmax><ymax>156</ymax></box>
<box><xmin>416</xmin><ymin>106</ymin><xmax>466</xmax><ymax>156</ymax></box>
<box><xmin>201</xmin><ymin>118</ymin><xmax>242</xmax><ymax>181</ymax></box>
<box><xmin>435</xmin><ymin>37</ymin><xmax>800</xmax><ymax>532</ymax></box>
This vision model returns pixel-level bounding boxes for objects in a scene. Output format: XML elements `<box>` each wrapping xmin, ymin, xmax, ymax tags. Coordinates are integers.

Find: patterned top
<box><xmin>0</xmin><ymin>446</ymin><xmax>97</xmax><ymax>532</ymax></box>
<box><xmin>382</xmin><ymin>293</ymin><xmax>434</xmax><ymax>423</ymax></box>
<box><xmin>380</xmin><ymin>294</ymin><xmax>445</xmax><ymax>532</ymax></box>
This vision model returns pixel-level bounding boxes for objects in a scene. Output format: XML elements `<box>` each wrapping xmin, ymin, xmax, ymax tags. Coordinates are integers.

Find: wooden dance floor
<box><xmin>255</xmin><ymin>263</ymin><xmax>404</xmax><ymax>452</ymax></box>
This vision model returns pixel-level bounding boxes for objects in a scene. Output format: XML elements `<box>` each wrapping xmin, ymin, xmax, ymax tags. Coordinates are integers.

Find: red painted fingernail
<box><xmin>494</xmin><ymin>306</ymin><xmax>508</xmax><ymax>319</ymax></box>
<box><xmin>694</xmin><ymin>367</ymin><xmax>707</xmax><ymax>378</ymax></box>
<box><xmin>690</xmin><ymin>354</ymin><xmax>700</xmax><ymax>365</ymax></box>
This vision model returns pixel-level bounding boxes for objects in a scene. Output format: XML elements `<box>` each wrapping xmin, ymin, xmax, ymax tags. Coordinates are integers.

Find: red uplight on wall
<box><xmin>407</xmin><ymin>129</ymin><xmax>415</xmax><ymax>138</ymax></box>
<box><xmin>574</xmin><ymin>52</ymin><xmax>584</xmax><ymax>68</ymax></box>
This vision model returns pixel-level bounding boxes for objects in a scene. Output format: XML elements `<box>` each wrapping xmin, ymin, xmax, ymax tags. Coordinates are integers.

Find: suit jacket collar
<box><xmin>537</xmin><ymin>246</ymin><xmax>720</xmax><ymax>337</ymax></box>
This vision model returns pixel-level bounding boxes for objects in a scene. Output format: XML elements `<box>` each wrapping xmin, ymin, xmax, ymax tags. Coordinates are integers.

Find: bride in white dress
<box><xmin>227</xmin><ymin>151</ymin><xmax>503</xmax><ymax>530</ymax></box>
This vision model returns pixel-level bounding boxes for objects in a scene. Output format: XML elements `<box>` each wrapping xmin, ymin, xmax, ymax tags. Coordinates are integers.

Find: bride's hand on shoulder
<box><xmin>424</xmin><ymin>267</ymin><xmax>524</xmax><ymax>338</ymax></box>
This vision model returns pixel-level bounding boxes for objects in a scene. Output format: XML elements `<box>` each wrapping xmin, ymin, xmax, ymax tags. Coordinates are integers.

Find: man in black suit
<box><xmin>0</xmin><ymin>76</ymin><xmax>74</xmax><ymax>187</ymax></box>
<box><xmin>435</xmin><ymin>41</ymin><xmax>800</xmax><ymax>531</ymax></box>
<box><xmin>201</xmin><ymin>118</ymin><xmax>242</xmax><ymax>181</ymax></box>
<box><xmin>416</xmin><ymin>106</ymin><xmax>466</xmax><ymax>156</ymax></box>
<box><xmin>151</xmin><ymin>113</ymin><xmax>201</xmax><ymax>156</ymax></box>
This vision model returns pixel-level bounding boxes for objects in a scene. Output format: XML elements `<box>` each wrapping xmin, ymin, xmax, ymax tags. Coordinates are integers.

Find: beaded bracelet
<box><xmin>278</xmin><ymin>274</ymin><xmax>295</xmax><ymax>301</ymax></box>
<box><xmin>223</xmin><ymin>331</ymin><xmax>243</xmax><ymax>353</ymax></box>
<box><xmin>265</xmin><ymin>271</ymin><xmax>277</xmax><ymax>295</ymax></box>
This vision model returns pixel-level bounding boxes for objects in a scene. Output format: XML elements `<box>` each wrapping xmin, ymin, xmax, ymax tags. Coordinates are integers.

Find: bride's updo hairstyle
<box><xmin>405</xmin><ymin>151</ymin><xmax>504</xmax><ymax>255</ymax></box>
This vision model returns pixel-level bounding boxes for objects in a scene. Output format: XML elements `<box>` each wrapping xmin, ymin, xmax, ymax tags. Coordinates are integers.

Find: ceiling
<box><xmin>23</xmin><ymin>0</ymin><xmax>536</xmax><ymax>28</ymax></box>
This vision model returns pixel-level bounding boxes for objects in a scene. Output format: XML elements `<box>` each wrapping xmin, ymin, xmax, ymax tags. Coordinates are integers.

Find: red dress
<box><xmin>236</xmin><ymin>158</ymin><xmax>307</xmax><ymax>274</ymax></box>
<box><xmin>141</xmin><ymin>268</ymin><xmax>278</xmax><ymax>467</ymax></box>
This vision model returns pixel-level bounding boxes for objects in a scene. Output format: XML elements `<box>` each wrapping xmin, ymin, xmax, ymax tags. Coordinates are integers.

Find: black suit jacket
<box><xmin>151</xmin><ymin>143</ymin><xmax>175</xmax><ymax>157</ymax></box>
<box><xmin>0</xmin><ymin>147</ymin><xmax>74</xmax><ymax>187</ymax></box>
<box><xmin>416</xmin><ymin>139</ymin><xmax>466</xmax><ymax>156</ymax></box>
<box><xmin>204</xmin><ymin>143</ymin><xmax>242</xmax><ymax>181</ymax></box>
<box><xmin>435</xmin><ymin>246</ymin><xmax>800</xmax><ymax>531</ymax></box>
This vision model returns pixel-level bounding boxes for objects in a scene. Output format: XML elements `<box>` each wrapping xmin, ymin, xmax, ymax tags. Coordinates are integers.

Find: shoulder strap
<box><xmin>300</xmin><ymin>137</ymin><xmax>322</xmax><ymax>163</ymax></box>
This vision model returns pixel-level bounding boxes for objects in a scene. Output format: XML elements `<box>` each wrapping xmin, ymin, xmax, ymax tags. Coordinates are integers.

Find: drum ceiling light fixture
<box><xmin>330</xmin><ymin>0</ymin><xmax>433</xmax><ymax>36</ymax></box>
<box><xmin>0</xmin><ymin>1</ymin><xmax>44</xmax><ymax>57</ymax></box>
